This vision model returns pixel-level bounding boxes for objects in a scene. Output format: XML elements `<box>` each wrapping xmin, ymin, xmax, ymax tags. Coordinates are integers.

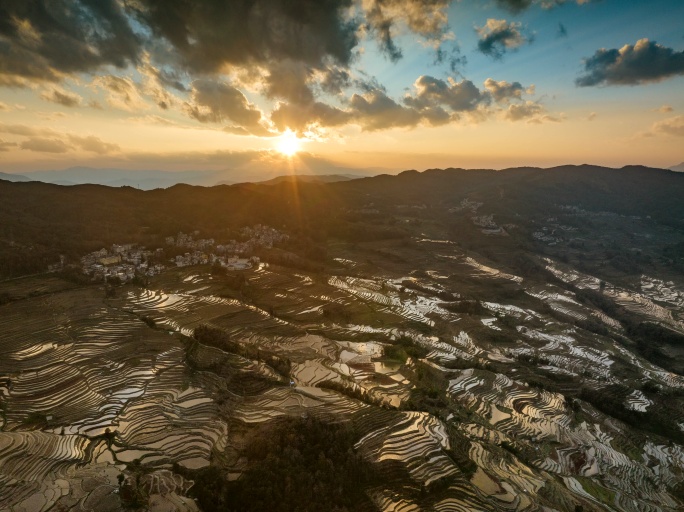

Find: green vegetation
<box><xmin>186</xmin><ymin>418</ymin><xmax>378</xmax><ymax>512</ymax></box>
<box><xmin>190</xmin><ymin>324</ymin><xmax>291</xmax><ymax>377</ymax></box>
<box><xmin>579</xmin><ymin>385</ymin><xmax>684</xmax><ymax>444</ymax></box>
<box><xmin>383</xmin><ymin>335</ymin><xmax>429</xmax><ymax>363</ymax></box>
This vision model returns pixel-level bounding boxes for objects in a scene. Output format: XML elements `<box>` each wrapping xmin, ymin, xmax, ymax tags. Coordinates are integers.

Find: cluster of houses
<box><xmin>79</xmin><ymin>225</ymin><xmax>287</xmax><ymax>281</ymax></box>
<box><xmin>81</xmin><ymin>244</ymin><xmax>166</xmax><ymax>282</ymax></box>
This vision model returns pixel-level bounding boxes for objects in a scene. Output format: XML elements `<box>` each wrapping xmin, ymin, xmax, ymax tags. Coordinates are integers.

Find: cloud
<box><xmin>67</xmin><ymin>135</ymin><xmax>120</xmax><ymax>154</ymax></box>
<box><xmin>557</xmin><ymin>23</ymin><xmax>568</xmax><ymax>38</ymax></box>
<box><xmin>126</xmin><ymin>115</ymin><xmax>182</xmax><ymax>127</ymax></box>
<box><xmin>0</xmin><ymin>122</ymin><xmax>120</xmax><ymax>154</ymax></box>
<box><xmin>185</xmin><ymin>79</ymin><xmax>269</xmax><ymax>135</ymax></box>
<box><xmin>129</xmin><ymin>0</ymin><xmax>359</xmax><ymax>73</ymax></box>
<box><xmin>651</xmin><ymin>115</ymin><xmax>684</xmax><ymax>137</ymax></box>
<box><xmin>0</xmin><ymin>122</ymin><xmax>56</xmax><ymax>137</ymax></box>
<box><xmin>137</xmin><ymin>54</ymin><xmax>183</xmax><ymax>110</ymax></box>
<box><xmin>91</xmin><ymin>75</ymin><xmax>147</xmax><ymax>111</ymax></box>
<box><xmin>484</xmin><ymin>78</ymin><xmax>528</xmax><ymax>103</ymax></box>
<box><xmin>362</xmin><ymin>0</ymin><xmax>452</xmax><ymax>61</ymax></box>
<box><xmin>319</xmin><ymin>67</ymin><xmax>352</xmax><ymax>96</ymax></box>
<box><xmin>270</xmin><ymin>74</ymin><xmax>547</xmax><ymax>133</ymax></box>
<box><xmin>20</xmin><ymin>137</ymin><xmax>71</xmax><ymax>153</ymax></box>
<box><xmin>654</xmin><ymin>105</ymin><xmax>673</xmax><ymax>114</ymax></box>
<box><xmin>0</xmin><ymin>0</ymin><xmax>140</xmax><ymax>85</ymax></box>
<box><xmin>350</xmin><ymin>89</ymin><xmax>424</xmax><ymax>130</ymax></box>
<box><xmin>405</xmin><ymin>76</ymin><xmax>488</xmax><ymax>112</ymax></box>
<box><xmin>587</xmin><ymin>112</ymin><xmax>597</xmax><ymax>121</ymax></box>
<box><xmin>40</xmin><ymin>86</ymin><xmax>83</xmax><ymax>107</ymax></box>
<box><xmin>1</xmin><ymin>0</ymin><xmax>560</xmax><ymax>140</ymax></box>
<box><xmin>37</xmin><ymin>111</ymin><xmax>68</xmax><ymax>121</ymax></box>
<box><xmin>476</xmin><ymin>19</ymin><xmax>532</xmax><ymax>59</ymax></box>
<box><xmin>495</xmin><ymin>0</ymin><xmax>595</xmax><ymax>12</ymax></box>
<box><xmin>271</xmin><ymin>101</ymin><xmax>351</xmax><ymax>133</ymax></box>
<box><xmin>0</xmin><ymin>102</ymin><xmax>9</xmax><ymax>111</ymax></box>
<box><xmin>264</xmin><ymin>60</ymin><xmax>315</xmax><ymax>105</ymax></box>
<box><xmin>495</xmin><ymin>0</ymin><xmax>533</xmax><ymax>12</ymax></box>
<box><xmin>577</xmin><ymin>39</ymin><xmax>684</xmax><ymax>86</ymax></box>
<box><xmin>504</xmin><ymin>101</ymin><xmax>559</xmax><ymax>123</ymax></box>
<box><xmin>0</xmin><ymin>139</ymin><xmax>17</xmax><ymax>151</ymax></box>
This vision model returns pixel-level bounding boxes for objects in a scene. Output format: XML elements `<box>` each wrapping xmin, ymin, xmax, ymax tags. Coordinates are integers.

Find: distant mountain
<box><xmin>8</xmin><ymin>161</ymin><xmax>384</xmax><ymax>189</ymax></box>
<box><xmin>0</xmin><ymin>171</ymin><xmax>30</xmax><ymax>182</ymax></box>
<box><xmin>15</xmin><ymin>167</ymin><xmax>227</xmax><ymax>190</ymax></box>
<box><xmin>671</xmin><ymin>162</ymin><xmax>684</xmax><ymax>173</ymax></box>
<box><xmin>219</xmin><ymin>174</ymin><xmax>361</xmax><ymax>186</ymax></box>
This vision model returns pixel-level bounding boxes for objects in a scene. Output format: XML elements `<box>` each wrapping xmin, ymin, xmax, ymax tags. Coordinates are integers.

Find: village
<box><xmin>79</xmin><ymin>224</ymin><xmax>288</xmax><ymax>283</ymax></box>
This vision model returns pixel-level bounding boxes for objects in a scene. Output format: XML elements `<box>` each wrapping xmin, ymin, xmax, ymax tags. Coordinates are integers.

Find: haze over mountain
<box><xmin>0</xmin><ymin>160</ymin><xmax>382</xmax><ymax>189</ymax></box>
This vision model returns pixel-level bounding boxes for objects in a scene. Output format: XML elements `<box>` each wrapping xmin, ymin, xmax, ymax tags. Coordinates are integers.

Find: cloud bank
<box><xmin>577</xmin><ymin>39</ymin><xmax>684</xmax><ymax>86</ymax></box>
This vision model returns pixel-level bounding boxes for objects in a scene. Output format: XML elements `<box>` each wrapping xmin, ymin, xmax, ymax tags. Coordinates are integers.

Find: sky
<box><xmin>0</xmin><ymin>0</ymin><xmax>683</xmax><ymax>178</ymax></box>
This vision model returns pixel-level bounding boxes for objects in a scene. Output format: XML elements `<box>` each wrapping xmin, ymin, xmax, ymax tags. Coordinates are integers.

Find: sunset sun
<box><xmin>276</xmin><ymin>130</ymin><xmax>301</xmax><ymax>157</ymax></box>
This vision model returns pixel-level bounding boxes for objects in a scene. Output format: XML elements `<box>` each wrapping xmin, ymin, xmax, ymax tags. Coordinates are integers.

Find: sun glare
<box><xmin>276</xmin><ymin>130</ymin><xmax>301</xmax><ymax>157</ymax></box>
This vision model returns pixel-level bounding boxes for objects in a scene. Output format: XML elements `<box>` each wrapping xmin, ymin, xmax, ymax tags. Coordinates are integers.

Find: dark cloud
<box><xmin>405</xmin><ymin>76</ymin><xmax>488</xmax><ymax>112</ymax></box>
<box><xmin>319</xmin><ymin>68</ymin><xmax>352</xmax><ymax>96</ymax></box>
<box><xmin>271</xmin><ymin>101</ymin><xmax>351</xmax><ymax>133</ymax></box>
<box><xmin>495</xmin><ymin>0</ymin><xmax>533</xmax><ymax>13</ymax></box>
<box><xmin>434</xmin><ymin>44</ymin><xmax>467</xmax><ymax>73</ymax></box>
<box><xmin>185</xmin><ymin>79</ymin><xmax>268</xmax><ymax>135</ymax></box>
<box><xmin>0</xmin><ymin>0</ymin><xmax>140</xmax><ymax>85</ymax></box>
<box><xmin>129</xmin><ymin>0</ymin><xmax>358</xmax><ymax>73</ymax></box>
<box><xmin>264</xmin><ymin>60</ymin><xmax>314</xmax><ymax>105</ymax></box>
<box><xmin>0</xmin><ymin>0</ymin><xmax>564</xmax><ymax>138</ymax></box>
<box><xmin>40</xmin><ymin>87</ymin><xmax>83</xmax><ymax>107</ymax></box>
<box><xmin>476</xmin><ymin>19</ymin><xmax>532</xmax><ymax>59</ymax></box>
<box><xmin>496</xmin><ymin>0</ymin><xmax>594</xmax><ymax>12</ymax></box>
<box><xmin>274</xmin><ymin>76</ymin><xmax>491</xmax><ymax>134</ymax></box>
<box><xmin>349</xmin><ymin>90</ymin><xmax>423</xmax><ymax>130</ymax></box>
<box><xmin>557</xmin><ymin>23</ymin><xmax>568</xmax><ymax>38</ymax></box>
<box><xmin>577</xmin><ymin>39</ymin><xmax>684</xmax><ymax>86</ymax></box>
<box><xmin>270</xmin><ymin>74</ymin><xmax>545</xmax><ymax>132</ymax></box>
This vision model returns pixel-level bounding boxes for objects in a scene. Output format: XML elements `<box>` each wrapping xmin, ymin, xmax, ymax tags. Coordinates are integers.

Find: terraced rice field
<box><xmin>545</xmin><ymin>259</ymin><xmax>684</xmax><ymax>334</ymax></box>
<box><xmin>2</xmin><ymin>255</ymin><xmax>684</xmax><ymax>511</ymax></box>
<box><xmin>0</xmin><ymin>286</ymin><xmax>226</xmax><ymax>510</ymax></box>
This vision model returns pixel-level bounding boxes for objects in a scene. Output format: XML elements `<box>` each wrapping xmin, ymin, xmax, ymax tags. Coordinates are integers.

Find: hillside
<box><xmin>2</xmin><ymin>164</ymin><xmax>683</xmax><ymax>276</ymax></box>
